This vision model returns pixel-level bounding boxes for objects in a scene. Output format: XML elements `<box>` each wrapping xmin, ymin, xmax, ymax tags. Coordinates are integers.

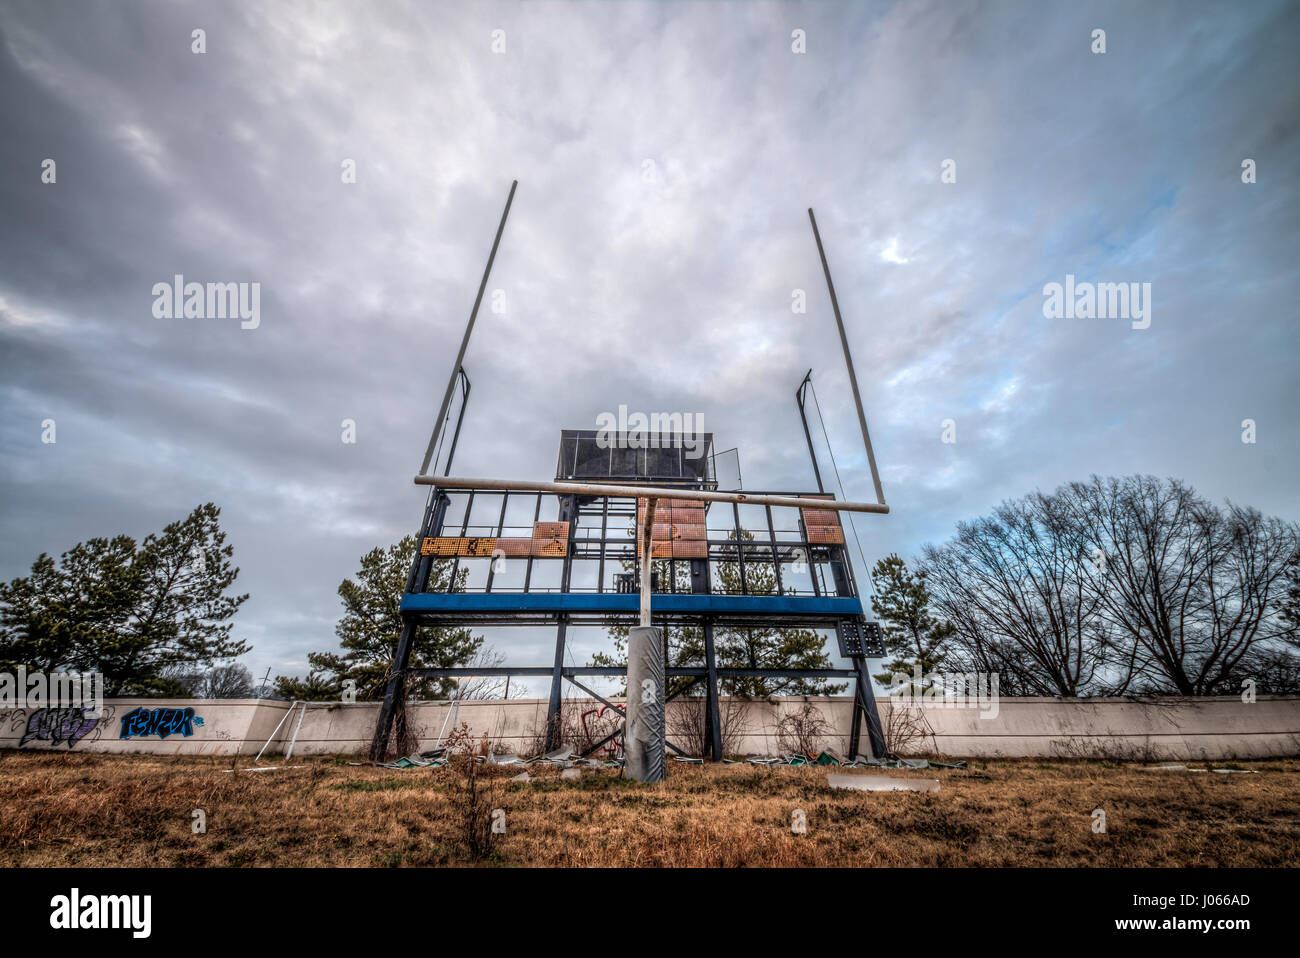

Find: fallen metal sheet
<box><xmin>510</xmin><ymin>771</ymin><xmax>531</xmax><ymax>782</ymax></box>
<box><xmin>828</xmin><ymin>773</ymin><xmax>941</xmax><ymax>793</ymax></box>
<box><xmin>488</xmin><ymin>753</ymin><xmax>524</xmax><ymax>765</ymax></box>
<box><xmin>1142</xmin><ymin>764</ymin><xmax>1207</xmax><ymax>772</ymax></box>
<box><xmin>545</xmin><ymin>746</ymin><xmax>574</xmax><ymax>762</ymax></box>
<box><xmin>1211</xmin><ymin>768</ymin><xmax>1258</xmax><ymax>774</ymax></box>
<box><xmin>673</xmin><ymin>756</ymin><xmax>704</xmax><ymax>764</ymax></box>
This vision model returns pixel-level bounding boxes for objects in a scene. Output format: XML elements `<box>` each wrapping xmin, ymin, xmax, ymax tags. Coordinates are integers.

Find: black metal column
<box><xmin>370</xmin><ymin>491</ymin><xmax>448</xmax><ymax>760</ymax></box>
<box><xmin>545</xmin><ymin>495</ymin><xmax>578</xmax><ymax>751</ymax></box>
<box><xmin>703</xmin><ymin>620</ymin><xmax>723</xmax><ymax>760</ymax></box>
<box><xmin>852</xmin><ymin>655</ymin><xmax>888</xmax><ymax>759</ymax></box>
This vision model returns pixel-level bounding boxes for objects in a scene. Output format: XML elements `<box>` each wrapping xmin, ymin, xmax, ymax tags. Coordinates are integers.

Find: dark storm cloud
<box><xmin>2</xmin><ymin>0</ymin><xmax>1297</xmax><ymax>687</ymax></box>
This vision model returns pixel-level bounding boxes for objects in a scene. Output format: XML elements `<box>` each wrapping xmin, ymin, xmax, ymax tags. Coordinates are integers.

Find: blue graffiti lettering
<box><xmin>119</xmin><ymin>706</ymin><xmax>200</xmax><ymax>739</ymax></box>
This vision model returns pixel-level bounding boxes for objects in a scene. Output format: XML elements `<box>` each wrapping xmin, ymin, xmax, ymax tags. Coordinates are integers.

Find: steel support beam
<box><xmin>370</xmin><ymin>492</ymin><xmax>449</xmax><ymax>760</ymax></box>
<box><xmin>419</xmin><ymin>180</ymin><xmax>517</xmax><ymax>476</ymax></box>
<box><xmin>807</xmin><ymin>207</ymin><xmax>886</xmax><ymax>507</ymax></box>
<box><xmin>413</xmin><ymin>475</ymin><xmax>889</xmax><ymax>515</ymax></box>
<box><xmin>703</xmin><ymin>621</ymin><xmax>723</xmax><ymax>760</ymax></box>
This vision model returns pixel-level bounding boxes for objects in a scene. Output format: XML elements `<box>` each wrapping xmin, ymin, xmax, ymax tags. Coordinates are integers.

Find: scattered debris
<box><xmin>560</xmin><ymin>767</ymin><xmax>582</xmax><ymax>780</ymax></box>
<box><xmin>1142</xmin><ymin>764</ymin><xmax>1207</xmax><ymax>773</ymax></box>
<box><xmin>828</xmin><ymin>773</ymin><xmax>941</xmax><ymax>793</ymax></box>
<box><xmin>1211</xmin><ymin>768</ymin><xmax>1258</xmax><ymax>774</ymax></box>
<box><xmin>488</xmin><ymin>752</ymin><xmax>524</xmax><ymax>765</ymax></box>
<box><xmin>673</xmin><ymin>756</ymin><xmax>704</xmax><ymax>764</ymax></box>
<box><xmin>741</xmin><ymin>754</ymin><xmax>961</xmax><ymax>769</ymax></box>
<box><xmin>379</xmin><ymin>755</ymin><xmax>446</xmax><ymax>769</ymax></box>
<box><xmin>223</xmin><ymin>765</ymin><xmax>308</xmax><ymax>773</ymax></box>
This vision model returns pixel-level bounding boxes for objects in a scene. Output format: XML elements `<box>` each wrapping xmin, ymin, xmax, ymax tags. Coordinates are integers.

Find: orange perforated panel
<box><xmin>531</xmin><ymin>538</ymin><xmax>568</xmax><ymax>557</ymax></box>
<box><xmin>671</xmin><ymin>523</ymin><xmax>707</xmax><ymax>540</ymax></box>
<box><xmin>494</xmin><ymin>538</ymin><xmax>534</xmax><ymax>557</ymax></box>
<box><xmin>806</xmin><ymin>526</ymin><xmax>845</xmax><ymax>544</ymax></box>
<box><xmin>801</xmin><ymin>508</ymin><xmax>842</xmax><ymax>528</ymax></box>
<box><xmin>532</xmin><ymin>521</ymin><xmax>569</xmax><ymax>539</ymax></box>
<box><xmin>420</xmin><ymin>537</ymin><xmax>499</xmax><ymax>557</ymax></box>
<box><xmin>636</xmin><ymin>538</ymin><xmax>673</xmax><ymax>558</ymax></box>
<box><xmin>672</xmin><ymin>539</ymin><xmax>707</xmax><ymax>558</ymax></box>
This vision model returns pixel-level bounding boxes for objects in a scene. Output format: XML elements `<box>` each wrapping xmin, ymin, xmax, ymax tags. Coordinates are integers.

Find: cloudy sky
<box><xmin>2</xmin><ymin>0</ymin><xmax>1297</xmax><ymax>692</ymax></box>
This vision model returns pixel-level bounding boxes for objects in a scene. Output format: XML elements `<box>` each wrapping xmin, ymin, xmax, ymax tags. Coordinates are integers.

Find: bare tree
<box><xmin>1063</xmin><ymin>476</ymin><xmax>1299</xmax><ymax>694</ymax></box>
<box><xmin>922</xmin><ymin>492</ymin><xmax>1116</xmax><ymax>696</ymax></box>
<box><xmin>667</xmin><ymin>693</ymin><xmax>751</xmax><ymax>758</ymax></box>
<box><xmin>166</xmin><ymin>661</ymin><xmax>255</xmax><ymax>698</ymax></box>
<box><xmin>449</xmin><ymin>646</ymin><xmax>528</xmax><ymax>701</ymax></box>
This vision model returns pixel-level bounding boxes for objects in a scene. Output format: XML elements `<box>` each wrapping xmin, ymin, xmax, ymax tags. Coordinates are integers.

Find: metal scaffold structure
<box><xmin>371</xmin><ymin>182</ymin><xmax>892</xmax><ymax>779</ymax></box>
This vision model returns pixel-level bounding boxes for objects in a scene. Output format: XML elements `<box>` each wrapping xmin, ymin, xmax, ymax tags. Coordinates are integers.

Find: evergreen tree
<box><xmin>276</xmin><ymin>535</ymin><xmax>481</xmax><ymax>700</ymax></box>
<box><xmin>0</xmin><ymin>503</ymin><xmax>249</xmax><ymax>694</ymax></box>
<box><xmin>869</xmin><ymin>552</ymin><xmax>954</xmax><ymax>685</ymax></box>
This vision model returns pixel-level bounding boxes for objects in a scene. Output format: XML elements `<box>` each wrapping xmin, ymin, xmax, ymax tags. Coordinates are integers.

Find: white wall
<box><xmin>4</xmin><ymin>695</ymin><xmax>1298</xmax><ymax>760</ymax></box>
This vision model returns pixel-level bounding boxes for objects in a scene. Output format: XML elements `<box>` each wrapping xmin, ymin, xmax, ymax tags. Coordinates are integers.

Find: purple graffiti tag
<box><xmin>119</xmin><ymin>706</ymin><xmax>198</xmax><ymax>740</ymax></box>
<box><xmin>20</xmin><ymin>707</ymin><xmax>101</xmax><ymax>748</ymax></box>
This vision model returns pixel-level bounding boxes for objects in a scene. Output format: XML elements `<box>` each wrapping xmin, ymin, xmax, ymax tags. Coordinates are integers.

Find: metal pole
<box><xmin>796</xmin><ymin>370</ymin><xmax>825</xmax><ymax>494</ymax></box>
<box><xmin>419</xmin><ymin>180</ymin><xmax>518</xmax><ymax>476</ymax></box>
<box><xmin>640</xmin><ymin>497</ymin><xmax>657</xmax><ymax>626</ymax></box>
<box><xmin>442</xmin><ymin>368</ymin><xmax>471</xmax><ymax>477</ymax></box>
<box><xmin>413</xmin><ymin>475</ymin><xmax>889</xmax><ymax>515</ymax></box>
<box><xmin>807</xmin><ymin>208</ymin><xmax>886</xmax><ymax>506</ymax></box>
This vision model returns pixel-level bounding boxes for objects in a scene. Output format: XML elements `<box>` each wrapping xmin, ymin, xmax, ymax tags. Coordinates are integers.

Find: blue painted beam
<box><xmin>399</xmin><ymin>591</ymin><xmax>863</xmax><ymax>617</ymax></box>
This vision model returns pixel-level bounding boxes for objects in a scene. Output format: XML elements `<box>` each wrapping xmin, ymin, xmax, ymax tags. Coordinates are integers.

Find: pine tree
<box><xmin>0</xmin><ymin>503</ymin><xmax>250</xmax><ymax>695</ymax></box>
<box><xmin>276</xmin><ymin>535</ymin><xmax>482</xmax><ymax>700</ymax></box>
<box><xmin>869</xmin><ymin>553</ymin><xmax>954</xmax><ymax>686</ymax></box>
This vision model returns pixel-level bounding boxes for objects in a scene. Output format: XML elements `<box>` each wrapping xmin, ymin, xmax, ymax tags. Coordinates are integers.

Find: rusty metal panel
<box><xmin>801</xmin><ymin>507</ymin><xmax>842</xmax><ymax>527</ymax></box>
<box><xmin>531</xmin><ymin>537</ymin><xmax>568</xmax><ymax>557</ymax></box>
<box><xmin>806</xmin><ymin>525</ymin><xmax>845</xmax><ymax>544</ymax></box>
<box><xmin>494</xmin><ymin>538</ymin><xmax>534</xmax><ymax>557</ymax></box>
<box><xmin>672</xmin><ymin>523</ymin><xmax>707</xmax><ymax>540</ymax></box>
<box><xmin>636</xmin><ymin>538</ymin><xmax>673</xmax><ymax>558</ymax></box>
<box><xmin>532</xmin><ymin>521</ymin><xmax>569</xmax><ymax>539</ymax></box>
<box><xmin>672</xmin><ymin>539</ymin><xmax>707</xmax><ymax>558</ymax></box>
<box><xmin>420</xmin><ymin>537</ymin><xmax>499</xmax><ymax>557</ymax></box>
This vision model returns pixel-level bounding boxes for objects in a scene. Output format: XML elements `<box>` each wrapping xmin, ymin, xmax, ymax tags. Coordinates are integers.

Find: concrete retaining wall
<box><xmin>3</xmin><ymin>695</ymin><xmax>1298</xmax><ymax>760</ymax></box>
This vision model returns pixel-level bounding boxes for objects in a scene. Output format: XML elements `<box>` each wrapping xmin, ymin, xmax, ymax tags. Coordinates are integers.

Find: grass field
<box><xmin>1</xmin><ymin>752</ymin><xmax>1297</xmax><ymax>867</ymax></box>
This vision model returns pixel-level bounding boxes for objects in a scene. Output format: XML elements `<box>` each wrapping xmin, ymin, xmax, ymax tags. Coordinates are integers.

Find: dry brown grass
<box><xmin>1</xmin><ymin>750</ymin><xmax>1296</xmax><ymax>867</ymax></box>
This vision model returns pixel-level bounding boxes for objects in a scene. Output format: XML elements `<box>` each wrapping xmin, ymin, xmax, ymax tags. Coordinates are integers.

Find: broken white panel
<box><xmin>828</xmin><ymin>773</ymin><xmax>940</xmax><ymax>793</ymax></box>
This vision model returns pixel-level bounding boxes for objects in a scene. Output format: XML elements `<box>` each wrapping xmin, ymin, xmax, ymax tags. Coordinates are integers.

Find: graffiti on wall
<box><xmin>19</xmin><ymin>707</ymin><xmax>103</xmax><ymax>748</ymax></box>
<box><xmin>7</xmin><ymin>705</ymin><xmax>117</xmax><ymax>749</ymax></box>
<box><xmin>119</xmin><ymin>706</ymin><xmax>204</xmax><ymax>740</ymax></box>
